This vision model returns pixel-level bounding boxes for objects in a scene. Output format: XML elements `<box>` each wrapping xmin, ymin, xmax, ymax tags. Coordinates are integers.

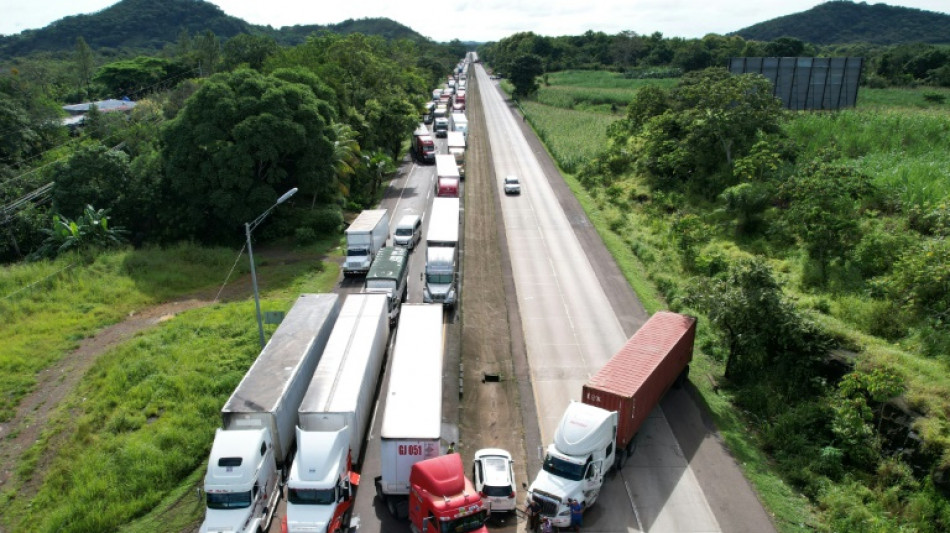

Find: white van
<box><xmin>393</xmin><ymin>214</ymin><xmax>422</xmax><ymax>249</ymax></box>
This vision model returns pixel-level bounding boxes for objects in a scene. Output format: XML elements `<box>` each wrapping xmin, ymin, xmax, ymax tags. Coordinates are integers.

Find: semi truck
<box><xmin>363</xmin><ymin>246</ymin><xmax>410</xmax><ymax>325</ymax></box>
<box><xmin>447</xmin><ymin>131</ymin><xmax>466</xmax><ymax>180</ymax></box>
<box><xmin>283</xmin><ymin>294</ymin><xmax>390</xmax><ymax>533</ymax></box>
<box><xmin>435</xmin><ymin>154</ymin><xmax>461</xmax><ymax>198</ymax></box>
<box><xmin>434</xmin><ymin>117</ymin><xmax>449</xmax><ymax>138</ymax></box>
<box><xmin>343</xmin><ymin>209</ymin><xmax>389</xmax><ymax>276</ymax></box>
<box><xmin>375</xmin><ymin>304</ymin><xmax>445</xmax><ymax>520</ymax></box>
<box><xmin>411</xmin><ymin>124</ymin><xmax>435</xmax><ymax>163</ymax></box>
<box><xmin>408</xmin><ymin>454</ymin><xmax>489</xmax><ymax>533</ymax></box>
<box><xmin>527</xmin><ymin>311</ymin><xmax>697</xmax><ymax>528</ymax></box>
<box><xmin>423</xmin><ymin>197</ymin><xmax>460</xmax><ymax>308</ymax></box>
<box><xmin>201</xmin><ymin>293</ymin><xmax>341</xmax><ymax>533</ymax></box>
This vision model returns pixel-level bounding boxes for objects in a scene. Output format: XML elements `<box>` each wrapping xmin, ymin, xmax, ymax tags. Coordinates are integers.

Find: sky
<box><xmin>3</xmin><ymin>0</ymin><xmax>949</xmax><ymax>42</ymax></box>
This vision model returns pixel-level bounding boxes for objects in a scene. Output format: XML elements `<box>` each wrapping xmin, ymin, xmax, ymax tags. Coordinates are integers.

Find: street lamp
<box><xmin>245</xmin><ymin>187</ymin><xmax>298</xmax><ymax>349</ymax></box>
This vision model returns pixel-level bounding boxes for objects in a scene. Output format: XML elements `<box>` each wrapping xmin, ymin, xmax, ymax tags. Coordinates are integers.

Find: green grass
<box><xmin>0</xmin><ymin>238</ymin><xmax>339</xmax><ymax>532</ymax></box>
<box><xmin>0</xmin><ymin>244</ymin><xmax>248</xmax><ymax>422</ymax></box>
<box><xmin>784</xmin><ymin>108</ymin><xmax>950</xmax><ymax>206</ymax></box>
<box><xmin>522</xmin><ymin>101</ymin><xmax>619</xmax><ymax>173</ymax></box>
<box><xmin>535</xmin><ymin>70</ymin><xmax>676</xmax><ymax>115</ymax></box>
<box><xmin>858</xmin><ymin>87</ymin><xmax>950</xmax><ymax>110</ymax></box>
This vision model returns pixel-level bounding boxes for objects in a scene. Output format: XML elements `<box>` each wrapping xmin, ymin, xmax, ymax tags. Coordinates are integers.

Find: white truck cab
<box><xmin>201</xmin><ymin>428</ymin><xmax>280</xmax><ymax>533</ymax></box>
<box><xmin>285</xmin><ymin>427</ymin><xmax>355</xmax><ymax>533</ymax></box>
<box><xmin>527</xmin><ymin>402</ymin><xmax>617</xmax><ymax>528</ymax></box>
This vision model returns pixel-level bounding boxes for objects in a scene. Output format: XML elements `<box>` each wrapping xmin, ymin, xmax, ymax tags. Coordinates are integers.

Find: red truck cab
<box><xmin>408</xmin><ymin>454</ymin><xmax>488</xmax><ymax>533</ymax></box>
<box><xmin>414</xmin><ymin>134</ymin><xmax>435</xmax><ymax>164</ymax></box>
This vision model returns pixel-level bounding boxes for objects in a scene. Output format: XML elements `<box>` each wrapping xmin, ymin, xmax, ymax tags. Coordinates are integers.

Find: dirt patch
<box><xmin>0</xmin><ymin>246</ymin><xmax>316</xmax><ymax>516</ymax></box>
<box><xmin>458</xmin><ymin>69</ymin><xmax>533</xmax><ymax>532</ymax></box>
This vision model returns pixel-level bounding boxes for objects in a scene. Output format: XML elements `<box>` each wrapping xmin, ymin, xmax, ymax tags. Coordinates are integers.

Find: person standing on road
<box><xmin>447</xmin><ymin>441</ymin><xmax>456</xmax><ymax>454</ymax></box>
<box><xmin>569</xmin><ymin>498</ymin><xmax>583</xmax><ymax>531</ymax></box>
<box><xmin>526</xmin><ymin>499</ymin><xmax>541</xmax><ymax>532</ymax></box>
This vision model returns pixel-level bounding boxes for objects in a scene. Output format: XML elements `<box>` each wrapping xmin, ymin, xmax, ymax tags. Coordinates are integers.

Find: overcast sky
<box><xmin>3</xmin><ymin>0</ymin><xmax>949</xmax><ymax>42</ymax></box>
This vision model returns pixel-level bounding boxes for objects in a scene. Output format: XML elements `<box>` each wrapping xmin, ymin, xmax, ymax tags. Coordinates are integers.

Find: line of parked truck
<box><xmin>200</xmin><ymin>54</ymin><xmax>699</xmax><ymax>533</ymax></box>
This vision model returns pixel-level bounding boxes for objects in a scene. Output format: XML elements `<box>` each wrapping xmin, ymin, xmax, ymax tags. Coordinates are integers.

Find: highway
<box><xmin>474</xmin><ymin>63</ymin><xmax>721</xmax><ymax>532</ymax></box>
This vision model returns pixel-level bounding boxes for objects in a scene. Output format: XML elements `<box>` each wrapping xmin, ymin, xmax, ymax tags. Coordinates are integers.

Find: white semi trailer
<box><xmin>284</xmin><ymin>294</ymin><xmax>391</xmax><ymax>533</ymax></box>
<box><xmin>200</xmin><ymin>293</ymin><xmax>341</xmax><ymax>533</ymax></box>
<box><xmin>374</xmin><ymin>304</ymin><xmax>445</xmax><ymax>519</ymax></box>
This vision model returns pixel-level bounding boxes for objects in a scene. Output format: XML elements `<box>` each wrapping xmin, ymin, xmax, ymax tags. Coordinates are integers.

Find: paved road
<box><xmin>474</xmin><ymin>64</ymin><xmax>721</xmax><ymax>532</ymax></box>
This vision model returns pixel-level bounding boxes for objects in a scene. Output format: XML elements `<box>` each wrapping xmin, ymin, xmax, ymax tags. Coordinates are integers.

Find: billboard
<box><xmin>728</xmin><ymin>57</ymin><xmax>863</xmax><ymax>111</ymax></box>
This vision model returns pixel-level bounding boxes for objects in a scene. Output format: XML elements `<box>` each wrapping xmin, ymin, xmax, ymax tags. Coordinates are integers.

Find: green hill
<box><xmin>266</xmin><ymin>17</ymin><xmax>427</xmax><ymax>46</ymax></box>
<box><xmin>0</xmin><ymin>0</ymin><xmax>428</xmax><ymax>58</ymax></box>
<box><xmin>733</xmin><ymin>1</ymin><xmax>950</xmax><ymax>45</ymax></box>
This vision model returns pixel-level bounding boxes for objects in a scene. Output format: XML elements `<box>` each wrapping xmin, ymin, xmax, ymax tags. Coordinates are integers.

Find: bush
<box><xmin>851</xmin><ymin>220</ymin><xmax>914</xmax><ymax>278</ymax></box>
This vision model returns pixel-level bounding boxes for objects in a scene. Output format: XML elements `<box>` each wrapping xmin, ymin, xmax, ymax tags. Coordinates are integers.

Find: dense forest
<box><xmin>480</xmin><ymin>29</ymin><xmax>950</xmax><ymax>91</ymax></box>
<box><xmin>0</xmin><ymin>17</ymin><xmax>467</xmax><ymax>262</ymax></box>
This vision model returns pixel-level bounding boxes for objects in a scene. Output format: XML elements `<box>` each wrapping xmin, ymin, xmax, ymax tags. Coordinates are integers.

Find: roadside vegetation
<box><xmin>503</xmin><ymin>67</ymin><xmax>950</xmax><ymax>532</ymax></box>
<box><xmin>0</xmin><ymin>238</ymin><xmax>339</xmax><ymax>531</ymax></box>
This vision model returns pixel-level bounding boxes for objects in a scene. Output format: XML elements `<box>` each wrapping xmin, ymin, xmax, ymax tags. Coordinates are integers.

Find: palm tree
<box><xmin>329</xmin><ymin>122</ymin><xmax>361</xmax><ymax>207</ymax></box>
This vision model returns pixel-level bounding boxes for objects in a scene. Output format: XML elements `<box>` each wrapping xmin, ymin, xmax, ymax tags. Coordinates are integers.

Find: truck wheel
<box><xmin>387</xmin><ymin>497</ymin><xmax>397</xmax><ymax>517</ymax></box>
<box><xmin>395</xmin><ymin>499</ymin><xmax>410</xmax><ymax>520</ymax></box>
<box><xmin>614</xmin><ymin>449</ymin><xmax>626</xmax><ymax>472</ymax></box>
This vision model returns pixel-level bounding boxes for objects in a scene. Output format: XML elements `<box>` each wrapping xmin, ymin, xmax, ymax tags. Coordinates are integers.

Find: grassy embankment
<box><xmin>0</xmin><ymin>238</ymin><xmax>340</xmax><ymax>532</ymax></box>
<box><xmin>511</xmin><ymin>70</ymin><xmax>950</xmax><ymax>532</ymax></box>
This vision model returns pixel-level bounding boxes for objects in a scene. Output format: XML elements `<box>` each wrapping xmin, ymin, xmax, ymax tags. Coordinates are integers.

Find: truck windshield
<box><xmin>438</xmin><ymin>510</ymin><xmax>488</xmax><ymax>533</ymax></box>
<box><xmin>206</xmin><ymin>491</ymin><xmax>252</xmax><ymax>509</ymax></box>
<box><xmin>287</xmin><ymin>487</ymin><xmax>336</xmax><ymax>505</ymax></box>
<box><xmin>346</xmin><ymin>249</ymin><xmax>368</xmax><ymax>257</ymax></box>
<box><xmin>541</xmin><ymin>454</ymin><xmax>585</xmax><ymax>482</ymax></box>
<box><xmin>426</xmin><ymin>273</ymin><xmax>453</xmax><ymax>284</ymax></box>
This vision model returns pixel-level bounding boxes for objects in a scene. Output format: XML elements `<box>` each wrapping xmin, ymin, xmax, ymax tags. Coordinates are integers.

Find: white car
<box><xmin>504</xmin><ymin>175</ymin><xmax>521</xmax><ymax>195</ymax></box>
<box><xmin>472</xmin><ymin>448</ymin><xmax>516</xmax><ymax>513</ymax></box>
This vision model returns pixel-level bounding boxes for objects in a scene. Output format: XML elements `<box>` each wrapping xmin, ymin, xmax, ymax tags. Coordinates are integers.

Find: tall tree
<box><xmin>160</xmin><ymin>68</ymin><xmax>336</xmax><ymax>243</ymax></box>
<box><xmin>193</xmin><ymin>30</ymin><xmax>220</xmax><ymax>77</ymax></box>
<box><xmin>74</xmin><ymin>36</ymin><xmax>95</xmax><ymax>95</ymax></box>
<box><xmin>509</xmin><ymin>54</ymin><xmax>544</xmax><ymax>98</ymax></box>
<box><xmin>780</xmin><ymin>154</ymin><xmax>873</xmax><ymax>283</ymax></box>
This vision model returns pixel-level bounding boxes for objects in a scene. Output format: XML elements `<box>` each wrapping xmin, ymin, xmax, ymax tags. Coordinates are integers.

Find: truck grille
<box><xmin>531</xmin><ymin>490</ymin><xmax>561</xmax><ymax>516</ymax></box>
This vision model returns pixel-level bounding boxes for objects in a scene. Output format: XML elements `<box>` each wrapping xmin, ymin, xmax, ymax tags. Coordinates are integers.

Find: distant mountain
<box><xmin>732</xmin><ymin>1</ymin><xmax>950</xmax><ymax>45</ymax></box>
<box><xmin>0</xmin><ymin>0</ymin><xmax>428</xmax><ymax>58</ymax></box>
<box><xmin>0</xmin><ymin>0</ymin><xmax>252</xmax><ymax>56</ymax></box>
<box><xmin>267</xmin><ymin>17</ymin><xmax>427</xmax><ymax>46</ymax></box>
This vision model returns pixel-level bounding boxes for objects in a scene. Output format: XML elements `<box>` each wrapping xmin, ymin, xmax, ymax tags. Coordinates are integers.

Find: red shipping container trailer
<box><xmin>582</xmin><ymin>311</ymin><xmax>696</xmax><ymax>452</ymax></box>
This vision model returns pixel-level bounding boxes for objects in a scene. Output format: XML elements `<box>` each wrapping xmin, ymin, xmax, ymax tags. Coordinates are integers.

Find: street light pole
<box><xmin>245</xmin><ymin>187</ymin><xmax>298</xmax><ymax>349</ymax></box>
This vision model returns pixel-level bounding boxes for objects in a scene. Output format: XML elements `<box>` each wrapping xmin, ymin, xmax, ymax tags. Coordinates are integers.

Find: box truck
<box><xmin>527</xmin><ymin>312</ymin><xmax>696</xmax><ymax>528</ymax></box>
<box><xmin>423</xmin><ymin>198</ymin><xmax>460</xmax><ymax>308</ymax></box>
<box><xmin>283</xmin><ymin>294</ymin><xmax>390</xmax><ymax>533</ymax></box>
<box><xmin>363</xmin><ymin>246</ymin><xmax>410</xmax><ymax>325</ymax></box>
<box><xmin>343</xmin><ymin>209</ymin><xmax>389</xmax><ymax>276</ymax></box>
<box><xmin>435</xmin><ymin>154</ymin><xmax>461</xmax><ymax>198</ymax></box>
<box><xmin>375</xmin><ymin>304</ymin><xmax>445</xmax><ymax>520</ymax></box>
<box><xmin>201</xmin><ymin>294</ymin><xmax>341</xmax><ymax>533</ymax></box>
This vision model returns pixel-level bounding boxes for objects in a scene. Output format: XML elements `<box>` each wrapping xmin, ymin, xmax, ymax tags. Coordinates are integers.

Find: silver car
<box><xmin>504</xmin><ymin>175</ymin><xmax>521</xmax><ymax>195</ymax></box>
<box><xmin>473</xmin><ymin>448</ymin><xmax>516</xmax><ymax>513</ymax></box>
